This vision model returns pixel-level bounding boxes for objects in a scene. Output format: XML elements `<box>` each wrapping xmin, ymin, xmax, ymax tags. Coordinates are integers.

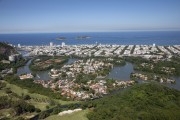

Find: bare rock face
<box><xmin>0</xmin><ymin>42</ymin><xmax>17</xmax><ymax>60</ymax></box>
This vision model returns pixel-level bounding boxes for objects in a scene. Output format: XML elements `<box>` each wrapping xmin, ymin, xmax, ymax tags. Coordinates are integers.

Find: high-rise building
<box><xmin>153</xmin><ymin>43</ymin><xmax>156</xmax><ymax>47</ymax></box>
<box><xmin>62</xmin><ymin>42</ymin><xmax>65</xmax><ymax>47</ymax></box>
<box><xmin>50</xmin><ymin>42</ymin><xmax>53</xmax><ymax>47</ymax></box>
<box><xmin>18</xmin><ymin>44</ymin><xmax>21</xmax><ymax>48</ymax></box>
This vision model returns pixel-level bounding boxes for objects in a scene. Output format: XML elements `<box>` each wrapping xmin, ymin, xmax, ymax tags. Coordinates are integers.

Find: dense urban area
<box><xmin>0</xmin><ymin>42</ymin><xmax>180</xmax><ymax>120</ymax></box>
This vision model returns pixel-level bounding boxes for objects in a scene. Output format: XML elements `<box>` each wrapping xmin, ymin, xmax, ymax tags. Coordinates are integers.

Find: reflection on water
<box><xmin>163</xmin><ymin>77</ymin><xmax>180</xmax><ymax>90</ymax></box>
<box><xmin>35</xmin><ymin>70</ymin><xmax>51</xmax><ymax>80</ymax></box>
<box><xmin>107</xmin><ymin>62</ymin><xmax>180</xmax><ymax>90</ymax></box>
<box><xmin>107</xmin><ymin>62</ymin><xmax>134</xmax><ymax>80</ymax></box>
<box><xmin>65</xmin><ymin>58</ymin><xmax>79</xmax><ymax>65</ymax></box>
<box><xmin>17</xmin><ymin>60</ymin><xmax>32</xmax><ymax>75</ymax></box>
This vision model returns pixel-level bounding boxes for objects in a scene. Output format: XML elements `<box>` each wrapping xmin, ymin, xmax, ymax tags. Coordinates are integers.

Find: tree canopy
<box><xmin>86</xmin><ymin>83</ymin><xmax>180</xmax><ymax>120</ymax></box>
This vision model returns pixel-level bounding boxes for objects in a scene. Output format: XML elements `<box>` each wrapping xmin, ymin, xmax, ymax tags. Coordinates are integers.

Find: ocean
<box><xmin>0</xmin><ymin>31</ymin><xmax>180</xmax><ymax>46</ymax></box>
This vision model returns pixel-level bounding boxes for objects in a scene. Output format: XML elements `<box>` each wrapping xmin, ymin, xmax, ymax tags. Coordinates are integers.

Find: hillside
<box><xmin>0</xmin><ymin>42</ymin><xmax>17</xmax><ymax>60</ymax></box>
<box><xmin>86</xmin><ymin>83</ymin><xmax>180</xmax><ymax>120</ymax></box>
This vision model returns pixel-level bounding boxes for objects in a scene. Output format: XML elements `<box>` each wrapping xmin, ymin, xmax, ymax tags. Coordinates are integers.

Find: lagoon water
<box><xmin>17</xmin><ymin>58</ymin><xmax>79</xmax><ymax>80</ymax></box>
<box><xmin>16</xmin><ymin>59</ymin><xmax>51</xmax><ymax>80</ymax></box>
<box><xmin>17</xmin><ymin>60</ymin><xmax>32</xmax><ymax>75</ymax></box>
<box><xmin>107</xmin><ymin>62</ymin><xmax>134</xmax><ymax>80</ymax></box>
<box><xmin>17</xmin><ymin>59</ymin><xmax>180</xmax><ymax>90</ymax></box>
<box><xmin>17</xmin><ymin>59</ymin><xmax>134</xmax><ymax>81</ymax></box>
<box><xmin>12</xmin><ymin>31</ymin><xmax>180</xmax><ymax>90</ymax></box>
<box><xmin>1</xmin><ymin>31</ymin><xmax>180</xmax><ymax>45</ymax></box>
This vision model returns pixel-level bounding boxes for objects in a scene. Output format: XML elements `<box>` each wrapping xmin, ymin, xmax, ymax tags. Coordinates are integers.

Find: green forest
<box><xmin>85</xmin><ymin>83</ymin><xmax>180</xmax><ymax>120</ymax></box>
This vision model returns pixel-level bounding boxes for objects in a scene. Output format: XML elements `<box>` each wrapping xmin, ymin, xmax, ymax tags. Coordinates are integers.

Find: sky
<box><xmin>0</xmin><ymin>0</ymin><xmax>180</xmax><ymax>33</ymax></box>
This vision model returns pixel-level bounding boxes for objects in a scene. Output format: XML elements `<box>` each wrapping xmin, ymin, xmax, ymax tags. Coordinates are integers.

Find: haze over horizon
<box><xmin>0</xmin><ymin>0</ymin><xmax>180</xmax><ymax>33</ymax></box>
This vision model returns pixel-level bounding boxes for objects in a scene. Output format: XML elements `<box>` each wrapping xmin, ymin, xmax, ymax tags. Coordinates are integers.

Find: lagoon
<box><xmin>17</xmin><ymin>58</ymin><xmax>180</xmax><ymax>90</ymax></box>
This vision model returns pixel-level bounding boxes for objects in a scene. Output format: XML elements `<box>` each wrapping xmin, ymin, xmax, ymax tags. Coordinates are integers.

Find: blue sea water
<box><xmin>0</xmin><ymin>31</ymin><xmax>180</xmax><ymax>45</ymax></box>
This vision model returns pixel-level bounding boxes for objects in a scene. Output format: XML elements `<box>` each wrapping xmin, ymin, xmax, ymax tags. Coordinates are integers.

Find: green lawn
<box><xmin>5</xmin><ymin>81</ymin><xmax>29</xmax><ymax>95</ymax></box>
<box><xmin>29</xmin><ymin>100</ymin><xmax>49</xmax><ymax>111</ymax></box>
<box><xmin>45</xmin><ymin>109</ymin><xmax>89</xmax><ymax>120</ymax></box>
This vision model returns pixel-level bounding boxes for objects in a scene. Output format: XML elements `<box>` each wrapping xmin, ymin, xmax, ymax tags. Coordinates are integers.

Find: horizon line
<box><xmin>0</xmin><ymin>29</ymin><xmax>180</xmax><ymax>34</ymax></box>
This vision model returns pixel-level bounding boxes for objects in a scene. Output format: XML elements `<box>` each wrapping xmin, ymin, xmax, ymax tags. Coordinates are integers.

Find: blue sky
<box><xmin>0</xmin><ymin>0</ymin><xmax>180</xmax><ymax>33</ymax></box>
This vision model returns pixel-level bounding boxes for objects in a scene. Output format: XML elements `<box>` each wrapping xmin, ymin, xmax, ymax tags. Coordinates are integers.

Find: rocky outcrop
<box><xmin>0</xmin><ymin>42</ymin><xmax>17</xmax><ymax>60</ymax></box>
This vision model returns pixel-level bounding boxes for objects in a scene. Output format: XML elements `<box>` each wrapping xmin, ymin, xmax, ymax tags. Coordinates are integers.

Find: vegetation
<box><xmin>45</xmin><ymin>109</ymin><xmax>89</xmax><ymax>120</ymax></box>
<box><xmin>4</xmin><ymin>75</ymin><xmax>66</xmax><ymax>100</ymax></box>
<box><xmin>0</xmin><ymin>42</ymin><xmax>28</xmax><ymax>72</ymax></box>
<box><xmin>71</xmin><ymin>55</ymin><xmax>126</xmax><ymax>66</ymax></box>
<box><xmin>0</xmin><ymin>58</ymin><xmax>28</xmax><ymax>72</ymax></box>
<box><xmin>37</xmin><ymin>103</ymin><xmax>82</xmax><ymax>119</ymax></box>
<box><xmin>0</xmin><ymin>82</ymin><xmax>38</xmax><ymax>119</ymax></box>
<box><xmin>94</xmin><ymin>57</ymin><xmax>126</xmax><ymax>66</ymax></box>
<box><xmin>97</xmin><ymin>66</ymin><xmax>111</xmax><ymax>76</ymax></box>
<box><xmin>75</xmin><ymin>73</ymin><xmax>97</xmax><ymax>84</ymax></box>
<box><xmin>0</xmin><ymin>81</ymin><xmax>6</xmax><ymax>90</ymax></box>
<box><xmin>1</xmin><ymin>43</ymin><xmax>180</xmax><ymax>120</ymax></box>
<box><xmin>124</xmin><ymin>56</ymin><xmax>151</xmax><ymax>64</ymax></box>
<box><xmin>0</xmin><ymin>79</ymin><xmax>79</xmax><ymax>119</ymax></box>
<box><xmin>29</xmin><ymin>55</ymin><xmax>68</xmax><ymax>71</ymax></box>
<box><xmin>4</xmin><ymin>80</ymin><xmax>77</xmax><ymax>104</ymax></box>
<box><xmin>0</xmin><ymin>42</ymin><xmax>17</xmax><ymax>61</ymax></box>
<box><xmin>4</xmin><ymin>75</ymin><xmax>78</xmax><ymax>106</ymax></box>
<box><xmin>105</xmin><ymin>79</ymin><xmax>117</xmax><ymax>92</ymax></box>
<box><xmin>84</xmin><ymin>83</ymin><xmax>180</xmax><ymax>120</ymax></box>
<box><xmin>125</xmin><ymin>56</ymin><xmax>180</xmax><ymax>76</ymax></box>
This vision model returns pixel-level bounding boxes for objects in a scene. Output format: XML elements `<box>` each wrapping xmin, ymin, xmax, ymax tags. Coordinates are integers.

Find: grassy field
<box><xmin>45</xmin><ymin>109</ymin><xmax>89</xmax><ymax>120</ymax></box>
<box><xmin>29</xmin><ymin>100</ymin><xmax>49</xmax><ymax>110</ymax></box>
<box><xmin>3</xmin><ymin>81</ymin><xmax>78</xmax><ymax>110</ymax></box>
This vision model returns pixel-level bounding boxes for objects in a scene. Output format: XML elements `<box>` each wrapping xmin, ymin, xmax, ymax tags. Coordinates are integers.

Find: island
<box><xmin>75</xmin><ymin>36</ymin><xmax>91</xmax><ymax>40</ymax></box>
<box><xmin>55</xmin><ymin>37</ymin><xmax>66</xmax><ymax>40</ymax></box>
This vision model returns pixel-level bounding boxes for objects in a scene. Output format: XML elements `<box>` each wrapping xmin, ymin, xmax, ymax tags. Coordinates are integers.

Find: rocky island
<box><xmin>76</xmin><ymin>36</ymin><xmax>91</xmax><ymax>40</ymax></box>
<box><xmin>55</xmin><ymin>37</ymin><xmax>66</xmax><ymax>40</ymax></box>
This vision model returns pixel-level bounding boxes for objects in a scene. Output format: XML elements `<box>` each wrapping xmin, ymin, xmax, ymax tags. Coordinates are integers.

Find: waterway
<box><xmin>16</xmin><ymin>59</ymin><xmax>51</xmax><ymax>80</ymax></box>
<box><xmin>164</xmin><ymin>76</ymin><xmax>180</xmax><ymax>90</ymax></box>
<box><xmin>107</xmin><ymin>62</ymin><xmax>180</xmax><ymax>90</ymax></box>
<box><xmin>16</xmin><ymin>58</ymin><xmax>78</xmax><ymax>80</ymax></box>
<box><xmin>17</xmin><ymin>58</ymin><xmax>180</xmax><ymax>90</ymax></box>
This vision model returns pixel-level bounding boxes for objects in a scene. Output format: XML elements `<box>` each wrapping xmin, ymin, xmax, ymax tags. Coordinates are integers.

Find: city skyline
<box><xmin>0</xmin><ymin>0</ymin><xmax>180</xmax><ymax>33</ymax></box>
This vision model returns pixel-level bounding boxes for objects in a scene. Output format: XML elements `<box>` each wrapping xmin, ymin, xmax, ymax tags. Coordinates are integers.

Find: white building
<box><xmin>62</xmin><ymin>42</ymin><xmax>65</xmax><ymax>47</ymax></box>
<box><xmin>9</xmin><ymin>55</ymin><xmax>15</xmax><ymax>62</ymax></box>
<box><xmin>50</xmin><ymin>42</ymin><xmax>53</xmax><ymax>47</ymax></box>
<box><xmin>8</xmin><ymin>54</ymin><xmax>21</xmax><ymax>62</ymax></box>
<box><xmin>18</xmin><ymin>44</ymin><xmax>21</xmax><ymax>48</ymax></box>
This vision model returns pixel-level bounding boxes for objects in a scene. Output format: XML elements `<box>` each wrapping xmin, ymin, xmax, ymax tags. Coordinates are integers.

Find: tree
<box><xmin>39</xmin><ymin>112</ymin><xmax>50</xmax><ymax>119</ymax></box>
<box><xmin>46</xmin><ymin>105</ymin><xmax>50</xmax><ymax>109</ymax></box>
<box><xmin>0</xmin><ymin>81</ymin><xmax>6</xmax><ymax>90</ymax></box>
<box><xmin>5</xmin><ymin>88</ymin><xmax>12</xmax><ymax>94</ymax></box>
<box><xmin>23</xmin><ymin>95</ymin><xmax>31</xmax><ymax>100</ymax></box>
